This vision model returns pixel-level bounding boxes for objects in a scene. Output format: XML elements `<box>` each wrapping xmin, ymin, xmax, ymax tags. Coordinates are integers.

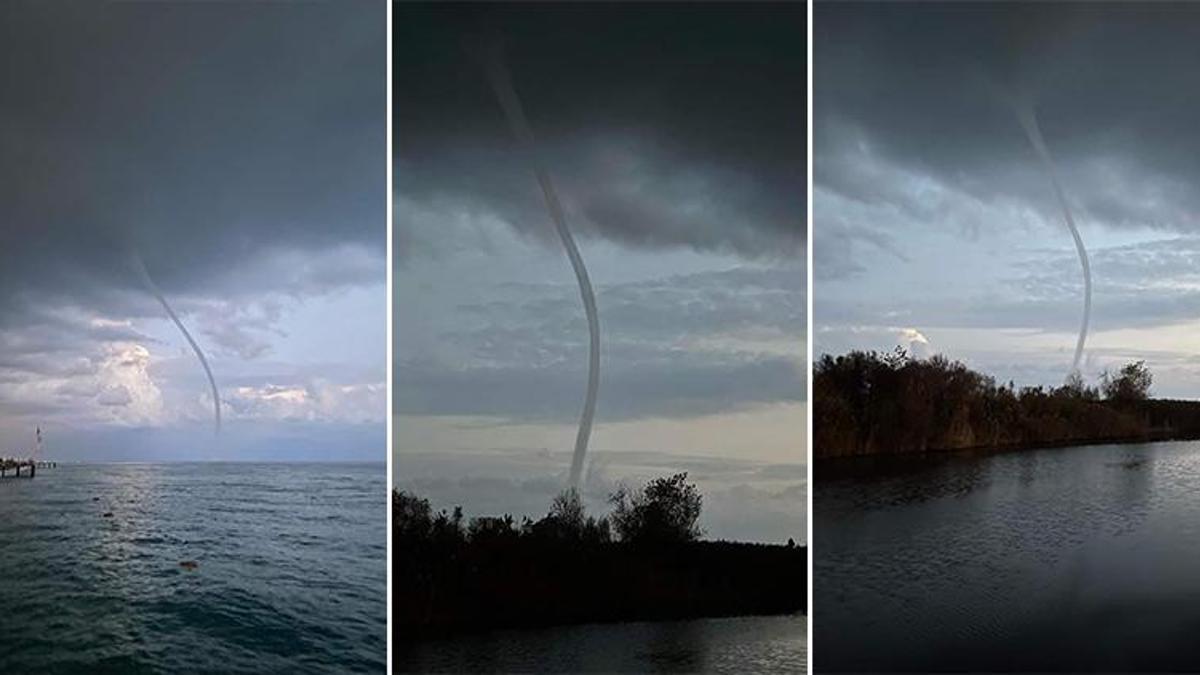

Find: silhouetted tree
<box><xmin>468</xmin><ymin>515</ymin><xmax>518</xmax><ymax>543</ymax></box>
<box><xmin>394</xmin><ymin>490</ymin><xmax>433</xmax><ymax>541</ymax></box>
<box><xmin>393</xmin><ymin>490</ymin><xmax>465</xmax><ymax>551</ymax></box>
<box><xmin>609</xmin><ymin>472</ymin><xmax>703</xmax><ymax>544</ymax></box>
<box><xmin>1102</xmin><ymin>360</ymin><xmax>1152</xmax><ymax>404</ymax></box>
<box><xmin>393</xmin><ymin>480</ymin><xmax>804</xmax><ymax>639</ymax></box>
<box><xmin>549</xmin><ymin>488</ymin><xmax>586</xmax><ymax>532</ymax></box>
<box><xmin>1063</xmin><ymin>371</ymin><xmax>1087</xmax><ymax>397</ymax></box>
<box><xmin>524</xmin><ymin>488</ymin><xmax>610</xmax><ymax>544</ymax></box>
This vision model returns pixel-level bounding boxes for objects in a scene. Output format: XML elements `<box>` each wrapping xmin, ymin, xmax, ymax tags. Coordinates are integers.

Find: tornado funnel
<box><xmin>1014</xmin><ymin>102</ymin><xmax>1092</xmax><ymax>378</ymax></box>
<box><xmin>474</xmin><ymin>40</ymin><xmax>600</xmax><ymax>489</ymax></box>
<box><xmin>132</xmin><ymin>252</ymin><xmax>221</xmax><ymax>435</ymax></box>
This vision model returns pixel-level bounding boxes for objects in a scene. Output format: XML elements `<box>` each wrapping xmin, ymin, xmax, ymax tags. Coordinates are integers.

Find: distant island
<box><xmin>394</xmin><ymin>472</ymin><xmax>805</xmax><ymax>639</ymax></box>
<box><xmin>815</xmin><ymin>348</ymin><xmax>1200</xmax><ymax>459</ymax></box>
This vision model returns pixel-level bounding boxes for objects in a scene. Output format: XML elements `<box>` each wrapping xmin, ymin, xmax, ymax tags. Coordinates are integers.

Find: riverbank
<box><xmin>818</xmin><ymin>422</ymin><xmax>1200</xmax><ymax>467</ymax></box>
<box><xmin>395</xmin><ymin>539</ymin><xmax>806</xmax><ymax>638</ymax></box>
<box><xmin>814</xmin><ymin>350</ymin><xmax>1200</xmax><ymax>460</ymax></box>
<box><xmin>394</xmin><ymin>476</ymin><xmax>805</xmax><ymax>639</ymax></box>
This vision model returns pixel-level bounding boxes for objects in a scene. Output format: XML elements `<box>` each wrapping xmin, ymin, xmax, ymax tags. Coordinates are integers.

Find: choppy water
<box><xmin>397</xmin><ymin>614</ymin><xmax>807</xmax><ymax>673</ymax></box>
<box><xmin>0</xmin><ymin>463</ymin><xmax>386</xmax><ymax>673</ymax></box>
<box><xmin>815</xmin><ymin>440</ymin><xmax>1200</xmax><ymax>671</ymax></box>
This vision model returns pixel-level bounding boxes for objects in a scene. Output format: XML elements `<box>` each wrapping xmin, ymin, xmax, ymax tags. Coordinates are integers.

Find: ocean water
<box><xmin>0</xmin><ymin>463</ymin><xmax>386</xmax><ymax>673</ymax></box>
<box><xmin>816</xmin><ymin>440</ymin><xmax>1200</xmax><ymax>671</ymax></box>
<box><xmin>396</xmin><ymin>614</ymin><xmax>807</xmax><ymax>673</ymax></box>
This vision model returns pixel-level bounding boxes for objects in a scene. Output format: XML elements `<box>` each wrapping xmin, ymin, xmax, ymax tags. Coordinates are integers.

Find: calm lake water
<box><xmin>0</xmin><ymin>463</ymin><xmax>386</xmax><ymax>673</ymax></box>
<box><xmin>396</xmin><ymin>614</ymin><xmax>807</xmax><ymax>673</ymax></box>
<box><xmin>815</xmin><ymin>440</ymin><xmax>1200</xmax><ymax>671</ymax></box>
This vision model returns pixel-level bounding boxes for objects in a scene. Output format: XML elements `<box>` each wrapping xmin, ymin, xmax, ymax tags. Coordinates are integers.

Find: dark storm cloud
<box><xmin>0</xmin><ymin>1</ymin><xmax>384</xmax><ymax>318</ymax></box>
<box><xmin>816</xmin><ymin>3</ymin><xmax>1200</xmax><ymax>244</ymax></box>
<box><xmin>394</xmin><ymin>2</ymin><xmax>805</xmax><ymax>259</ymax></box>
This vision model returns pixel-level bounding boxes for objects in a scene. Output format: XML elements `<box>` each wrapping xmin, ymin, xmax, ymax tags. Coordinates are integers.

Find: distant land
<box><xmin>394</xmin><ymin>473</ymin><xmax>806</xmax><ymax>639</ymax></box>
<box><xmin>814</xmin><ymin>349</ymin><xmax>1200</xmax><ymax>460</ymax></box>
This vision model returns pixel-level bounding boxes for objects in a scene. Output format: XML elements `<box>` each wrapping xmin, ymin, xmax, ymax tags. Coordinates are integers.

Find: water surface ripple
<box><xmin>816</xmin><ymin>441</ymin><xmax>1200</xmax><ymax>671</ymax></box>
<box><xmin>0</xmin><ymin>463</ymin><xmax>385</xmax><ymax>673</ymax></box>
<box><xmin>397</xmin><ymin>614</ymin><xmax>807</xmax><ymax>673</ymax></box>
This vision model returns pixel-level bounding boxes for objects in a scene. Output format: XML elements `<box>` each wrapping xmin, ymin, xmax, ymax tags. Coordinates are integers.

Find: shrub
<box><xmin>609</xmin><ymin>472</ymin><xmax>703</xmax><ymax>544</ymax></box>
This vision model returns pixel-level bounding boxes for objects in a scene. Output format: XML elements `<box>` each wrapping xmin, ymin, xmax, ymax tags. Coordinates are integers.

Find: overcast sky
<box><xmin>816</xmin><ymin>3</ymin><xmax>1200</xmax><ymax>398</ymax></box>
<box><xmin>0</xmin><ymin>2</ymin><xmax>385</xmax><ymax>461</ymax></box>
<box><xmin>394</xmin><ymin>3</ymin><xmax>805</xmax><ymax>542</ymax></box>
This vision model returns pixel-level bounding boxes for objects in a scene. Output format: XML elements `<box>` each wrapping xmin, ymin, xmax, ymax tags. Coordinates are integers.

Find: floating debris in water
<box><xmin>179</xmin><ymin>561</ymin><xmax>199</xmax><ymax>571</ymax></box>
<box><xmin>102</xmin><ymin>512</ymin><xmax>113</xmax><ymax>518</ymax></box>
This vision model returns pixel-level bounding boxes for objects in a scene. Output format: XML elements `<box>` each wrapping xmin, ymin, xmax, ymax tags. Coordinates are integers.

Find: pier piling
<box><xmin>0</xmin><ymin>457</ymin><xmax>45</xmax><ymax>479</ymax></box>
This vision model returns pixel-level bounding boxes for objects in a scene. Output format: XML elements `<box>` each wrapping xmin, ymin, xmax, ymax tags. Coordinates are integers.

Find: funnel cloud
<box><xmin>476</xmin><ymin>42</ymin><xmax>601</xmax><ymax>488</ymax></box>
<box><xmin>132</xmin><ymin>253</ymin><xmax>221</xmax><ymax>435</ymax></box>
<box><xmin>1014</xmin><ymin>101</ymin><xmax>1092</xmax><ymax>377</ymax></box>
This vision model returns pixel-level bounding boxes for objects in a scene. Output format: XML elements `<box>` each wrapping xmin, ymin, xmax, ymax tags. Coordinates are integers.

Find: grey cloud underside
<box><xmin>452</xmin><ymin>267</ymin><xmax>805</xmax><ymax>362</ymax></box>
<box><xmin>816</xmin><ymin>4</ymin><xmax>1200</xmax><ymax>242</ymax></box>
<box><xmin>394</xmin><ymin>3</ymin><xmax>805</xmax><ymax>259</ymax></box>
<box><xmin>396</xmin><ymin>355</ymin><xmax>801</xmax><ymax>423</ymax></box>
<box><xmin>396</xmin><ymin>266</ymin><xmax>804</xmax><ymax>421</ymax></box>
<box><xmin>0</xmin><ymin>2</ymin><xmax>384</xmax><ymax>319</ymax></box>
<box><xmin>816</xmin><ymin>236</ymin><xmax>1200</xmax><ymax>338</ymax></box>
<box><xmin>397</xmin><ymin>136</ymin><xmax>803</xmax><ymax>260</ymax></box>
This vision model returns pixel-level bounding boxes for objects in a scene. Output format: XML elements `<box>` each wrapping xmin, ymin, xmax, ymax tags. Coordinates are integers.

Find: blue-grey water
<box><xmin>0</xmin><ymin>463</ymin><xmax>386</xmax><ymax>673</ymax></box>
<box><xmin>396</xmin><ymin>614</ymin><xmax>807</xmax><ymax>673</ymax></box>
<box><xmin>815</xmin><ymin>440</ymin><xmax>1200</xmax><ymax>672</ymax></box>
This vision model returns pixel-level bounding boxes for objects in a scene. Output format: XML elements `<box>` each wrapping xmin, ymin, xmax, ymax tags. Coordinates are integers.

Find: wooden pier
<box><xmin>0</xmin><ymin>458</ymin><xmax>55</xmax><ymax>479</ymax></box>
<box><xmin>1</xmin><ymin>428</ymin><xmax>52</xmax><ymax>478</ymax></box>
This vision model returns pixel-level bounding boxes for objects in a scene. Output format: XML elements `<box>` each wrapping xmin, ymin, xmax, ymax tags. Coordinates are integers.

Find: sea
<box><xmin>0</xmin><ymin>462</ymin><xmax>386</xmax><ymax>673</ymax></box>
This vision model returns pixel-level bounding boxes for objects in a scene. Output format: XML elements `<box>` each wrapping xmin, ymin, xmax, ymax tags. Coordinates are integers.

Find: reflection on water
<box><xmin>815</xmin><ymin>441</ymin><xmax>1200</xmax><ymax>671</ymax></box>
<box><xmin>396</xmin><ymin>614</ymin><xmax>806</xmax><ymax>673</ymax></box>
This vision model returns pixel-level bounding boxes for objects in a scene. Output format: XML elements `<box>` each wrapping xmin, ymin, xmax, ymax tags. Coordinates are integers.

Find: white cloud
<box><xmin>93</xmin><ymin>342</ymin><xmax>166</xmax><ymax>425</ymax></box>
<box><xmin>96</xmin><ymin>385</ymin><xmax>132</xmax><ymax>407</ymax></box>
<box><xmin>225</xmin><ymin>379</ymin><xmax>385</xmax><ymax>424</ymax></box>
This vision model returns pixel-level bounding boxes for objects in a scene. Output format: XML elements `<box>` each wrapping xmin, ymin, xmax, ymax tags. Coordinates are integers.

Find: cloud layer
<box><xmin>0</xmin><ymin>2</ymin><xmax>386</xmax><ymax>455</ymax></box>
<box><xmin>815</xmin><ymin>3</ymin><xmax>1200</xmax><ymax>396</ymax></box>
<box><xmin>395</xmin><ymin>3</ymin><xmax>804</xmax><ymax>260</ymax></box>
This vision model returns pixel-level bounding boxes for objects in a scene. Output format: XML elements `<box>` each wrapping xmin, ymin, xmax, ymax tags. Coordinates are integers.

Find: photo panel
<box><xmin>393</xmin><ymin>2</ymin><xmax>808</xmax><ymax>671</ymax></box>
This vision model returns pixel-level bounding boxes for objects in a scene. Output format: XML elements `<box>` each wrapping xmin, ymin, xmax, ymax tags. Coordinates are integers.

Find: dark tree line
<box><xmin>394</xmin><ymin>472</ymin><xmax>703</xmax><ymax>552</ymax></box>
<box><xmin>394</xmin><ymin>473</ymin><xmax>804</xmax><ymax>638</ymax></box>
<box><xmin>814</xmin><ymin>349</ymin><xmax>1165</xmax><ymax>458</ymax></box>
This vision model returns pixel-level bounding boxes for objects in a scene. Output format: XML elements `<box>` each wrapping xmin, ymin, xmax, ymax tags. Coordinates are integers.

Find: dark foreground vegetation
<box><xmin>815</xmin><ymin>348</ymin><xmax>1200</xmax><ymax>459</ymax></box>
<box><xmin>394</xmin><ymin>473</ymin><xmax>805</xmax><ymax>639</ymax></box>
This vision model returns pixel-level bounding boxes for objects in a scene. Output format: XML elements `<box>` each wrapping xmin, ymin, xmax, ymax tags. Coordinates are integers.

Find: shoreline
<box><xmin>815</xmin><ymin>352</ymin><xmax>1200</xmax><ymax>463</ymax></box>
<box><xmin>818</xmin><ymin>429</ymin><xmax>1200</xmax><ymax>462</ymax></box>
<box><xmin>815</xmin><ymin>431</ymin><xmax>1200</xmax><ymax>480</ymax></box>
